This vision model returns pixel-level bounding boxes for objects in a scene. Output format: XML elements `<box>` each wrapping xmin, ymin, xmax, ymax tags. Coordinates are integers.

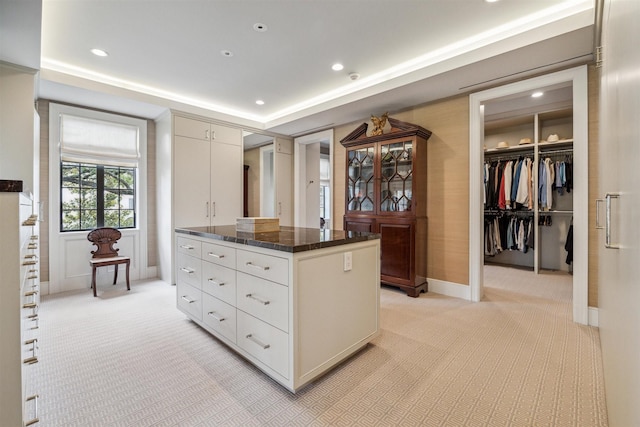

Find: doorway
<box><xmin>469</xmin><ymin>66</ymin><xmax>590</xmax><ymax>325</ymax></box>
<box><xmin>294</xmin><ymin>129</ymin><xmax>334</xmax><ymax>228</ymax></box>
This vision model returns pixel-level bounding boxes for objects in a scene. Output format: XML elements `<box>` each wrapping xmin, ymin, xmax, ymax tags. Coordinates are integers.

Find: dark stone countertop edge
<box><xmin>175</xmin><ymin>227</ymin><xmax>380</xmax><ymax>253</ymax></box>
<box><xmin>0</xmin><ymin>180</ymin><xmax>23</xmax><ymax>192</ymax></box>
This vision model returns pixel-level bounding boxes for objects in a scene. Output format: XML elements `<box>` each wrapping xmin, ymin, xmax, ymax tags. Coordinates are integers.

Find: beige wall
<box><xmin>244</xmin><ymin>147</ymin><xmax>261</xmax><ymax>217</ymax></box>
<box><xmin>587</xmin><ymin>65</ymin><xmax>600</xmax><ymax>307</ymax></box>
<box><xmin>333</xmin><ymin>95</ymin><xmax>470</xmax><ymax>286</ymax></box>
<box><xmin>36</xmin><ymin>99</ymin><xmax>157</xmax><ymax>282</ymax></box>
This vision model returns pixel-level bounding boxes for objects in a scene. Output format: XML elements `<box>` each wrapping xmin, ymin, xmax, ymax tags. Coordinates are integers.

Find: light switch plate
<box><xmin>343</xmin><ymin>252</ymin><xmax>352</xmax><ymax>271</ymax></box>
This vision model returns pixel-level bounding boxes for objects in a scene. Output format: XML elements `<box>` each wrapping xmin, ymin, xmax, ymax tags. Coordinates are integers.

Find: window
<box><xmin>57</xmin><ymin>111</ymin><xmax>141</xmax><ymax>232</ymax></box>
<box><xmin>61</xmin><ymin>162</ymin><xmax>136</xmax><ymax>231</ymax></box>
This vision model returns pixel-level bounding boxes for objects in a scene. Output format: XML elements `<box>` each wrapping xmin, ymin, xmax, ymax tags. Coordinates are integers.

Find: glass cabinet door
<box><xmin>380</xmin><ymin>140</ymin><xmax>413</xmax><ymax>212</ymax></box>
<box><xmin>347</xmin><ymin>146</ymin><xmax>375</xmax><ymax>212</ymax></box>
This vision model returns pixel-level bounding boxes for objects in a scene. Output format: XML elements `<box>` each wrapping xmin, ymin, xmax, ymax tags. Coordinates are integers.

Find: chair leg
<box><xmin>91</xmin><ymin>266</ymin><xmax>97</xmax><ymax>297</ymax></box>
<box><xmin>125</xmin><ymin>260</ymin><xmax>131</xmax><ymax>291</ymax></box>
<box><xmin>113</xmin><ymin>264</ymin><xmax>118</xmax><ymax>285</ymax></box>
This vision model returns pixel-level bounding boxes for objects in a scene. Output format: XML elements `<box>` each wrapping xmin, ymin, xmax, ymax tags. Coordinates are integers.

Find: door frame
<box><xmin>294</xmin><ymin>129</ymin><xmax>333</xmax><ymax>228</ymax></box>
<box><xmin>468</xmin><ymin>65</ymin><xmax>590</xmax><ymax>324</ymax></box>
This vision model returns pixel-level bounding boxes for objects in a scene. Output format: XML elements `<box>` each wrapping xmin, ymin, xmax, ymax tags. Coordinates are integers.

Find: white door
<box><xmin>598</xmin><ymin>0</ymin><xmax>640</xmax><ymax>425</ymax></box>
<box><xmin>174</xmin><ymin>135</ymin><xmax>210</xmax><ymax>227</ymax></box>
<box><xmin>210</xmin><ymin>142</ymin><xmax>242</xmax><ymax>225</ymax></box>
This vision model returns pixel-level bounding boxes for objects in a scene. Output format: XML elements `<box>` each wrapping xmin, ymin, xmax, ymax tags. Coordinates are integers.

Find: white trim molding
<box><xmin>427</xmin><ymin>278</ymin><xmax>472</xmax><ymax>300</ymax></box>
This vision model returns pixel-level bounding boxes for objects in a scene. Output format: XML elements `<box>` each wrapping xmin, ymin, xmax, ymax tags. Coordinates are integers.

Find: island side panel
<box><xmin>293</xmin><ymin>239</ymin><xmax>380</xmax><ymax>387</ymax></box>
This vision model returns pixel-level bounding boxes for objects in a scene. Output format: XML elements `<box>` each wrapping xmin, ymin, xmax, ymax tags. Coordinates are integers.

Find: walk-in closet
<box><xmin>483</xmin><ymin>101</ymin><xmax>575</xmax><ymax>275</ymax></box>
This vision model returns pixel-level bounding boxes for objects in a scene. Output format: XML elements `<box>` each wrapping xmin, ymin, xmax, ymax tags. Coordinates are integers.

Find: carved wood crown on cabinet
<box><xmin>341</xmin><ymin>117</ymin><xmax>432</xmax><ymax>297</ymax></box>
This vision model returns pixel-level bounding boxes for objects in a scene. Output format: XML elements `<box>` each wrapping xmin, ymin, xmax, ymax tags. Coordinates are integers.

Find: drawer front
<box><xmin>237</xmin><ymin>311</ymin><xmax>289</xmax><ymax>379</ymax></box>
<box><xmin>176</xmin><ymin>253</ymin><xmax>202</xmax><ymax>289</ymax></box>
<box><xmin>177</xmin><ymin>282</ymin><xmax>202</xmax><ymax>322</ymax></box>
<box><xmin>202</xmin><ymin>293</ymin><xmax>236</xmax><ymax>344</ymax></box>
<box><xmin>202</xmin><ymin>262</ymin><xmax>236</xmax><ymax>306</ymax></box>
<box><xmin>177</xmin><ymin>236</ymin><xmax>202</xmax><ymax>258</ymax></box>
<box><xmin>202</xmin><ymin>241</ymin><xmax>236</xmax><ymax>269</ymax></box>
<box><xmin>236</xmin><ymin>249</ymin><xmax>289</xmax><ymax>286</ymax></box>
<box><xmin>237</xmin><ymin>272</ymin><xmax>288</xmax><ymax>332</ymax></box>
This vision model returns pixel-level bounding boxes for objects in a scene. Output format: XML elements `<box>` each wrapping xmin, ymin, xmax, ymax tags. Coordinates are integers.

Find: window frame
<box><xmin>60</xmin><ymin>161</ymin><xmax>137</xmax><ymax>232</ymax></box>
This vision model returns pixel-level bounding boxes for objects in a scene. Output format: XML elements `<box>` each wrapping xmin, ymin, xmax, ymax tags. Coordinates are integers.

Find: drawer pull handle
<box><xmin>24</xmin><ymin>338</ymin><xmax>38</xmax><ymax>364</ymax></box>
<box><xmin>25</xmin><ymin>394</ymin><xmax>39</xmax><ymax>426</ymax></box>
<box><xmin>28</xmin><ymin>275</ymin><xmax>39</xmax><ymax>279</ymax></box>
<box><xmin>181</xmin><ymin>295</ymin><xmax>196</xmax><ymax>304</ymax></box>
<box><xmin>245</xmin><ymin>261</ymin><xmax>270</xmax><ymax>271</ymax></box>
<box><xmin>23</xmin><ymin>302</ymin><xmax>37</xmax><ymax>309</ymax></box>
<box><xmin>24</xmin><ymin>254</ymin><xmax>37</xmax><ymax>259</ymax></box>
<box><xmin>207</xmin><ymin>311</ymin><xmax>225</xmax><ymax>322</ymax></box>
<box><xmin>246</xmin><ymin>293</ymin><xmax>270</xmax><ymax>305</ymax></box>
<box><xmin>30</xmin><ymin>235</ymin><xmax>39</xmax><ymax>240</ymax></box>
<box><xmin>180</xmin><ymin>267</ymin><xmax>195</xmax><ymax>274</ymax></box>
<box><xmin>207</xmin><ymin>278</ymin><xmax>225</xmax><ymax>286</ymax></box>
<box><xmin>28</xmin><ymin>244</ymin><xmax>38</xmax><ymax>249</ymax></box>
<box><xmin>22</xmin><ymin>260</ymin><xmax>37</xmax><ymax>266</ymax></box>
<box><xmin>179</xmin><ymin>244</ymin><xmax>195</xmax><ymax>250</ymax></box>
<box><xmin>24</xmin><ymin>290</ymin><xmax>38</xmax><ymax>297</ymax></box>
<box><xmin>207</xmin><ymin>252</ymin><xmax>225</xmax><ymax>259</ymax></box>
<box><xmin>30</xmin><ymin>316</ymin><xmax>39</xmax><ymax>330</ymax></box>
<box><xmin>246</xmin><ymin>334</ymin><xmax>270</xmax><ymax>349</ymax></box>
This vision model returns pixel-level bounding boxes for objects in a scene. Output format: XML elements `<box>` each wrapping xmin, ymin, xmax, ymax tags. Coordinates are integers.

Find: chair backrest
<box><xmin>87</xmin><ymin>227</ymin><xmax>122</xmax><ymax>258</ymax></box>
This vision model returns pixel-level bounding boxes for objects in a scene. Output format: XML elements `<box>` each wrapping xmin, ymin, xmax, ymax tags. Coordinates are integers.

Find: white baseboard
<box><xmin>427</xmin><ymin>278</ymin><xmax>471</xmax><ymax>300</ymax></box>
<box><xmin>588</xmin><ymin>307</ymin><xmax>599</xmax><ymax>327</ymax></box>
<box><xmin>144</xmin><ymin>266</ymin><xmax>158</xmax><ymax>279</ymax></box>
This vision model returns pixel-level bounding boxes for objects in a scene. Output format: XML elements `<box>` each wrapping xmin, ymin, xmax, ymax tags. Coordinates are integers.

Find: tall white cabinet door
<box><xmin>598</xmin><ymin>0</ymin><xmax>640</xmax><ymax>425</ymax></box>
<box><xmin>174</xmin><ymin>135</ymin><xmax>210</xmax><ymax>227</ymax></box>
<box><xmin>275</xmin><ymin>150</ymin><xmax>293</xmax><ymax>226</ymax></box>
<box><xmin>210</xmin><ymin>142</ymin><xmax>242</xmax><ymax>225</ymax></box>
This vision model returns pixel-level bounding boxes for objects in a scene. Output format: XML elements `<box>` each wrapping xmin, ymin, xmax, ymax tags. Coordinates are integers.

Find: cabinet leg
<box><xmin>406</xmin><ymin>282</ymin><xmax>428</xmax><ymax>298</ymax></box>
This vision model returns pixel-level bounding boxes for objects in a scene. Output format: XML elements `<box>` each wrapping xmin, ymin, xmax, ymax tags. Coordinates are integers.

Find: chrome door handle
<box><xmin>245</xmin><ymin>261</ymin><xmax>270</xmax><ymax>271</ymax></box>
<box><xmin>207</xmin><ymin>278</ymin><xmax>225</xmax><ymax>286</ymax></box>
<box><xmin>180</xmin><ymin>267</ymin><xmax>194</xmax><ymax>274</ymax></box>
<box><xmin>207</xmin><ymin>252</ymin><xmax>224</xmax><ymax>259</ymax></box>
<box><xmin>605</xmin><ymin>193</ymin><xmax>620</xmax><ymax>249</ymax></box>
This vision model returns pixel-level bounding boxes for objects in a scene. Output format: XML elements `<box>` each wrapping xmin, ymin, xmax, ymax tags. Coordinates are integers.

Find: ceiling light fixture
<box><xmin>531</xmin><ymin>91</ymin><xmax>544</xmax><ymax>98</ymax></box>
<box><xmin>485</xmin><ymin>0</ymin><xmax>499</xmax><ymax>3</ymax></box>
<box><xmin>253</xmin><ymin>23</ymin><xmax>268</xmax><ymax>32</ymax></box>
<box><xmin>332</xmin><ymin>63</ymin><xmax>344</xmax><ymax>71</ymax></box>
<box><xmin>90</xmin><ymin>48</ymin><xmax>108</xmax><ymax>57</ymax></box>
<box><xmin>256</xmin><ymin>100</ymin><xmax>265</xmax><ymax>105</ymax></box>
<box><xmin>220</xmin><ymin>50</ymin><xmax>234</xmax><ymax>57</ymax></box>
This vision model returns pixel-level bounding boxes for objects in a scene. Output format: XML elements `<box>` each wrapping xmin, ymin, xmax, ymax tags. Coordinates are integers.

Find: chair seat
<box><xmin>89</xmin><ymin>256</ymin><xmax>130</xmax><ymax>266</ymax></box>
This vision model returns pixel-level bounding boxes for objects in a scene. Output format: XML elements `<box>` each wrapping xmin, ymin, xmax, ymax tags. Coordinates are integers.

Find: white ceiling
<box><xmin>5</xmin><ymin>0</ymin><xmax>596</xmax><ymax>139</ymax></box>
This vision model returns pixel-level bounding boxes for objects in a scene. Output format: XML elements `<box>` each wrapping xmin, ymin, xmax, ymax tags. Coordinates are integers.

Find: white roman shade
<box><xmin>60</xmin><ymin>114</ymin><xmax>140</xmax><ymax>167</ymax></box>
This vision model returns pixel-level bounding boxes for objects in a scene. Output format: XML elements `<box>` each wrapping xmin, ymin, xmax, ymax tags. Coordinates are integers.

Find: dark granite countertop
<box><xmin>175</xmin><ymin>225</ymin><xmax>380</xmax><ymax>253</ymax></box>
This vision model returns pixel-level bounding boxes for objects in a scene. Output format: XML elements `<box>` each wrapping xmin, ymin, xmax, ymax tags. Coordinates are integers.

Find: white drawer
<box><xmin>237</xmin><ymin>311</ymin><xmax>289</xmax><ymax>379</ymax></box>
<box><xmin>237</xmin><ymin>272</ymin><xmax>288</xmax><ymax>332</ymax></box>
<box><xmin>202</xmin><ymin>241</ymin><xmax>236</xmax><ymax>269</ymax></box>
<box><xmin>236</xmin><ymin>249</ymin><xmax>289</xmax><ymax>286</ymax></box>
<box><xmin>177</xmin><ymin>282</ymin><xmax>202</xmax><ymax>322</ymax></box>
<box><xmin>176</xmin><ymin>252</ymin><xmax>202</xmax><ymax>289</ymax></box>
<box><xmin>202</xmin><ymin>262</ymin><xmax>236</xmax><ymax>306</ymax></box>
<box><xmin>177</xmin><ymin>236</ymin><xmax>202</xmax><ymax>258</ymax></box>
<box><xmin>202</xmin><ymin>293</ymin><xmax>236</xmax><ymax>344</ymax></box>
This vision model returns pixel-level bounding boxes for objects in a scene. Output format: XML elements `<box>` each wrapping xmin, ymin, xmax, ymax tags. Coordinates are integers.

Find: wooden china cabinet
<box><xmin>341</xmin><ymin>117</ymin><xmax>432</xmax><ymax>297</ymax></box>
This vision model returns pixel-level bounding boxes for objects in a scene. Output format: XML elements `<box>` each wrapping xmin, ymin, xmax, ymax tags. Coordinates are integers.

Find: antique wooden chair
<box><xmin>87</xmin><ymin>227</ymin><xmax>131</xmax><ymax>297</ymax></box>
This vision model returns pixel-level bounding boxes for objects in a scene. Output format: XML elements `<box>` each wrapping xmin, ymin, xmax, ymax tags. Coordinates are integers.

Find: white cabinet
<box><xmin>173</xmin><ymin>117</ymin><xmax>242</xmax><ymax>228</ymax></box>
<box><xmin>156</xmin><ymin>112</ymin><xmax>243</xmax><ymax>284</ymax></box>
<box><xmin>0</xmin><ymin>192</ymin><xmax>40</xmax><ymax>427</ymax></box>
<box><xmin>174</xmin><ymin>231</ymin><xmax>380</xmax><ymax>392</ymax></box>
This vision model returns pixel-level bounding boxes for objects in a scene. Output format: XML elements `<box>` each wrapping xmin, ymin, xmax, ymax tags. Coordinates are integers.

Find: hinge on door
<box><xmin>596</xmin><ymin>46</ymin><xmax>603</xmax><ymax>68</ymax></box>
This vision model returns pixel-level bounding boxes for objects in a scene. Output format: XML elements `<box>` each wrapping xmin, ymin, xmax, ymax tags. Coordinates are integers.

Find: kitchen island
<box><xmin>175</xmin><ymin>225</ymin><xmax>381</xmax><ymax>392</ymax></box>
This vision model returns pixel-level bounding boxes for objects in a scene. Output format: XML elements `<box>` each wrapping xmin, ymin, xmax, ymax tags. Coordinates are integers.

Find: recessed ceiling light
<box><xmin>253</xmin><ymin>23</ymin><xmax>268</xmax><ymax>32</ymax></box>
<box><xmin>332</xmin><ymin>63</ymin><xmax>344</xmax><ymax>71</ymax></box>
<box><xmin>531</xmin><ymin>91</ymin><xmax>544</xmax><ymax>98</ymax></box>
<box><xmin>221</xmin><ymin>50</ymin><xmax>234</xmax><ymax>57</ymax></box>
<box><xmin>485</xmin><ymin>0</ymin><xmax>499</xmax><ymax>3</ymax></box>
<box><xmin>256</xmin><ymin>100</ymin><xmax>265</xmax><ymax>105</ymax></box>
<box><xmin>90</xmin><ymin>48</ymin><xmax>108</xmax><ymax>57</ymax></box>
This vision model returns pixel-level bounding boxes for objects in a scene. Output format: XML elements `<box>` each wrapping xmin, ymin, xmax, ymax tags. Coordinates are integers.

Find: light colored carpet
<box><xmin>32</xmin><ymin>265</ymin><xmax>607</xmax><ymax>426</ymax></box>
